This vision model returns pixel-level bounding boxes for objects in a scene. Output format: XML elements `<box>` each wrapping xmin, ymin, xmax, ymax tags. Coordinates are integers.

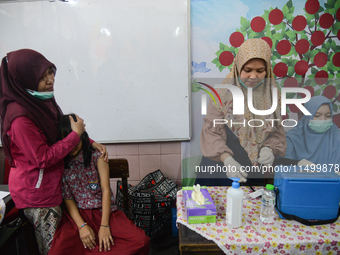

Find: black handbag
<box><xmin>116</xmin><ymin>170</ymin><xmax>177</xmax><ymax>238</ymax></box>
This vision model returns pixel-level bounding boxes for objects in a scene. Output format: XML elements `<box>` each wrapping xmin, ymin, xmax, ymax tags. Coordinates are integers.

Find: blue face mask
<box><xmin>27</xmin><ymin>89</ymin><xmax>54</xmax><ymax>100</ymax></box>
<box><xmin>308</xmin><ymin>119</ymin><xmax>333</xmax><ymax>133</ymax></box>
<box><xmin>238</xmin><ymin>77</ymin><xmax>264</xmax><ymax>89</ymax></box>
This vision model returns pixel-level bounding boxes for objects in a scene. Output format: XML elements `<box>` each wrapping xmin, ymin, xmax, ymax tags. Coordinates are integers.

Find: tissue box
<box><xmin>182</xmin><ymin>186</ymin><xmax>216</xmax><ymax>224</ymax></box>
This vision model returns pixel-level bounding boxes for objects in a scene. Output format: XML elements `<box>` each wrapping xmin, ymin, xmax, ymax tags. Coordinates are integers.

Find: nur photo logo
<box><xmin>194</xmin><ymin>80</ymin><xmax>313</xmax><ymax>128</ymax></box>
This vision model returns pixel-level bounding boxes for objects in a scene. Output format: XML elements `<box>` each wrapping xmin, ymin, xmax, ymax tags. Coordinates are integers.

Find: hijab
<box><xmin>285</xmin><ymin>96</ymin><xmax>340</xmax><ymax>165</ymax></box>
<box><xmin>216</xmin><ymin>38</ymin><xmax>282</xmax><ymax>162</ymax></box>
<box><xmin>0</xmin><ymin>49</ymin><xmax>62</xmax><ymax>165</ymax></box>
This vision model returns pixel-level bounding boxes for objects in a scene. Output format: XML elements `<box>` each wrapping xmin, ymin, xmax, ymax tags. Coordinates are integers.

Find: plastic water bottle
<box><xmin>260</xmin><ymin>184</ymin><xmax>275</xmax><ymax>223</ymax></box>
<box><xmin>226</xmin><ymin>178</ymin><xmax>244</xmax><ymax>228</ymax></box>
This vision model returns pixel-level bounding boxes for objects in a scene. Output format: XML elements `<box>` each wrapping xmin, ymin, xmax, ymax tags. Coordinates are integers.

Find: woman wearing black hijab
<box><xmin>0</xmin><ymin>49</ymin><xmax>107</xmax><ymax>255</ymax></box>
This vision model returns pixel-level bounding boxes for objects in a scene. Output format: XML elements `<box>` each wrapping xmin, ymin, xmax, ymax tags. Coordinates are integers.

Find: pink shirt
<box><xmin>7</xmin><ymin>116</ymin><xmax>80</xmax><ymax>209</ymax></box>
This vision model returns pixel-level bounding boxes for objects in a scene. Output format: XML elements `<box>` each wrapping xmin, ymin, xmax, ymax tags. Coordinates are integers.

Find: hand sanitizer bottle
<box><xmin>226</xmin><ymin>178</ymin><xmax>244</xmax><ymax>228</ymax></box>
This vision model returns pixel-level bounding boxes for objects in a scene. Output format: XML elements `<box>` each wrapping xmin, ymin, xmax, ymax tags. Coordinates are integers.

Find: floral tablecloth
<box><xmin>176</xmin><ymin>186</ymin><xmax>340</xmax><ymax>255</ymax></box>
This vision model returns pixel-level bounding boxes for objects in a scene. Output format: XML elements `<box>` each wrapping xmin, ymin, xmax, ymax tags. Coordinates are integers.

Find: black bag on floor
<box><xmin>116</xmin><ymin>169</ymin><xmax>177</xmax><ymax>238</ymax></box>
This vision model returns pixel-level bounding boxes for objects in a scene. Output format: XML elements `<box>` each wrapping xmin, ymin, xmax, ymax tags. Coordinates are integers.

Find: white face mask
<box><xmin>27</xmin><ymin>89</ymin><xmax>54</xmax><ymax>100</ymax></box>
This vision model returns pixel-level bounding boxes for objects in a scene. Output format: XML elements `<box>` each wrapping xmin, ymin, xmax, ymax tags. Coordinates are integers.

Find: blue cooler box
<box><xmin>274</xmin><ymin>165</ymin><xmax>340</xmax><ymax>220</ymax></box>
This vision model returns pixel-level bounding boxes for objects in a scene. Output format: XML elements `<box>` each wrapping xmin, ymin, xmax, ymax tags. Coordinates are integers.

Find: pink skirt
<box><xmin>49</xmin><ymin>209</ymin><xmax>150</xmax><ymax>255</ymax></box>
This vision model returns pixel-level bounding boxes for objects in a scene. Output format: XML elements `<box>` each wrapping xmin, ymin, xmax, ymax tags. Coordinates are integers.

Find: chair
<box><xmin>108</xmin><ymin>158</ymin><xmax>130</xmax><ymax>219</ymax></box>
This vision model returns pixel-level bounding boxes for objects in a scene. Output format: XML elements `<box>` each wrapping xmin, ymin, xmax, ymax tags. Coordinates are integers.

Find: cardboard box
<box><xmin>182</xmin><ymin>186</ymin><xmax>216</xmax><ymax>224</ymax></box>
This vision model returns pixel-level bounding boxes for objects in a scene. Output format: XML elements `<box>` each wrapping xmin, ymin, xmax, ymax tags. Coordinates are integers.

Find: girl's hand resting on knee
<box><xmin>98</xmin><ymin>225</ymin><xmax>114</xmax><ymax>252</ymax></box>
<box><xmin>79</xmin><ymin>225</ymin><xmax>96</xmax><ymax>250</ymax></box>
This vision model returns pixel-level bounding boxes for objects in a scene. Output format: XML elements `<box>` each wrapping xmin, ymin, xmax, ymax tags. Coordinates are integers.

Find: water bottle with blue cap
<box><xmin>226</xmin><ymin>178</ymin><xmax>244</xmax><ymax>228</ymax></box>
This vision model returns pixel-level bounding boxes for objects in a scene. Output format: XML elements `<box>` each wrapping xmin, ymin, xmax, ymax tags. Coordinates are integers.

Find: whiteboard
<box><xmin>0</xmin><ymin>0</ymin><xmax>190</xmax><ymax>143</ymax></box>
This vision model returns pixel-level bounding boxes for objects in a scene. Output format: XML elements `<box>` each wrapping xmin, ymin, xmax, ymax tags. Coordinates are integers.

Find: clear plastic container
<box><xmin>260</xmin><ymin>184</ymin><xmax>275</xmax><ymax>223</ymax></box>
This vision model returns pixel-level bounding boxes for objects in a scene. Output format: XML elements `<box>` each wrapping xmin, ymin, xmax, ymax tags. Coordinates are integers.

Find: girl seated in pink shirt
<box><xmin>49</xmin><ymin>114</ymin><xmax>150</xmax><ymax>255</ymax></box>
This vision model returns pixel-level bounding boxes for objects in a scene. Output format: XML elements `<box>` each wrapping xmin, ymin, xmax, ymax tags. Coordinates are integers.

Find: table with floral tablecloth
<box><xmin>176</xmin><ymin>186</ymin><xmax>340</xmax><ymax>255</ymax></box>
